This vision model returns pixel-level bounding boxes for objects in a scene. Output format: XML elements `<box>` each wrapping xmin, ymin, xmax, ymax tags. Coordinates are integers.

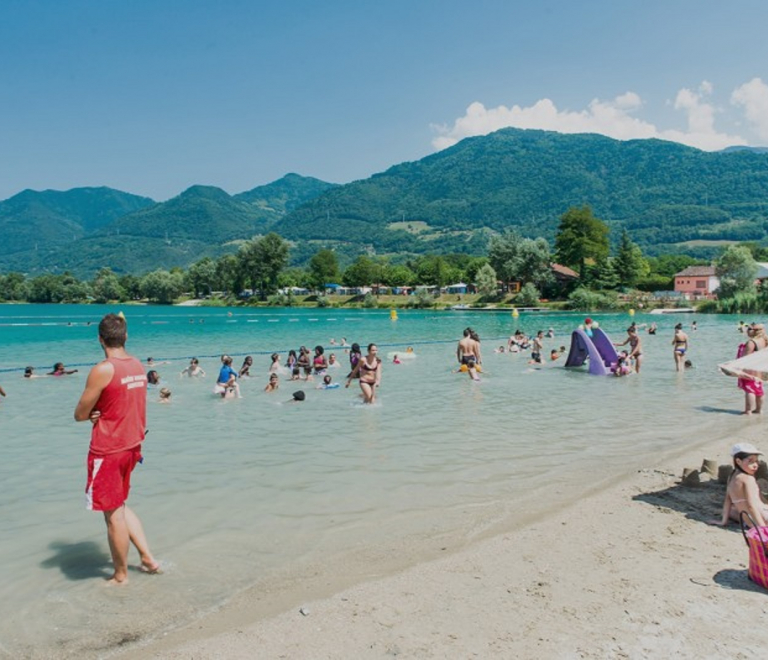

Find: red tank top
<box><xmin>89</xmin><ymin>356</ymin><xmax>147</xmax><ymax>456</ymax></box>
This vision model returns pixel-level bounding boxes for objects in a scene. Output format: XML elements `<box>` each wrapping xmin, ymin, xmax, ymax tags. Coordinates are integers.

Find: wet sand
<box><xmin>119</xmin><ymin>431</ymin><xmax>768</xmax><ymax>659</ymax></box>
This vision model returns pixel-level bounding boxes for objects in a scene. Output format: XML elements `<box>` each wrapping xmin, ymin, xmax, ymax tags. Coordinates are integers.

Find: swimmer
<box><xmin>287</xmin><ymin>390</ymin><xmax>305</xmax><ymax>403</ymax></box>
<box><xmin>49</xmin><ymin>362</ymin><xmax>78</xmax><ymax>376</ymax></box>
<box><xmin>317</xmin><ymin>374</ymin><xmax>339</xmax><ymax>389</ymax></box>
<box><xmin>313</xmin><ymin>345</ymin><xmax>328</xmax><ymax>374</ymax></box>
<box><xmin>180</xmin><ymin>358</ymin><xmax>205</xmax><ymax>377</ymax></box>
<box><xmin>268</xmin><ymin>353</ymin><xmax>282</xmax><ymax>374</ymax></box>
<box><xmin>146</xmin><ymin>357</ymin><xmax>170</xmax><ymax>367</ymax></box>
<box><xmin>612</xmin><ymin>351</ymin><xmax>632</xmax><ymax>377</ymax></box>
<box><xmin>546</xmin><ymin>327</ymin><xmax>555</xmax><ymax>338</ymax></box>
<box><xmin>711</xmin><ymin>443</ymin><xmax>768</xmax><ymax>527</ymax></box>
<box><xmin>264</xmin><ymin>373</ymin><xmax>279</xmax><ymax>393</ymax></box>
<box><xmin>327</xmin><ymin>353</ymin><xmax>341</xmax><ymax>369</ymax></box>
<box><xmin>550</xmin><ymin>348</ymin><xmax>561</xmax><ymax>361</ymax></box>
<box><xmin>457</xmin><ymin>328</ymin><xmax>482</xmax><ymax>381</ymax></box>
<box><xmin>648</xmin><ymin>322</ymin><xmax>657</xmax><ymax>335</ymax></box>
<box><xmin>494</xmin><ymin>346</ymin><xmax>506</xmax><ymax>354</ymax></box>
<box><xmin>672</xmin><ymin>323</ymin><xmax>689</xmax><ymax>372</ymax></box>
<box><xmin>530</xmin><ymin>330</ymin><xmax>544</xmax><ymax>364</ymax></box>
<box><xmin>614</xmin><ymin>326</ymin><xmax>642</xmax><ymax>373</ymax></box>
<box><xmin>215</xmin><ymin>356</ymin><xmax>241</xmax><ymax>398</ymax></box>
<box><xmin>691</xmin><ymin>321</ymin><xmax>698</xmax><ymax>331</ymax></box>
<box><xmin>147</xmin><ymin>370</ymin><xmax>160</xmax><ymax>386</ymax></box>
<box><xmin>158</xmin><ymin>387</ymin><xmax>172</xmax><ymax>403</ymax></box>
<box><xmin>238</xmin><ymin>356</ymin><xmax>254</xmax><ymax>378</ymax></box>
<box><xmin>346</xmin><ymin>343</ymin><xmax>382</xmax><ymax>403</ymax></box>
<box><xmin>23</xmin><ymin>366</ymin><xmax>46</xmax><ymax>379</ymax></box>
<box><xmin>684</xmin><ymin>359</ymin><xmax>693</xmax><ymax>369</ymax></box>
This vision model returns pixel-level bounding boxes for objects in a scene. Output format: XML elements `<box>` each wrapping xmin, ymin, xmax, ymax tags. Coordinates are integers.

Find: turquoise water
<box><xmin>0</xmin><ymin>305</ymin><xmax>754</xmax><ymax>658</ymax></box>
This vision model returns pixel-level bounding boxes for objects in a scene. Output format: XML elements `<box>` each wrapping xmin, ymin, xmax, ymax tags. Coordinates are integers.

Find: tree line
<box><xmin>0</xmin><ymin>208</ymin><xmax>722</xmax><ymax>306</ymax></box>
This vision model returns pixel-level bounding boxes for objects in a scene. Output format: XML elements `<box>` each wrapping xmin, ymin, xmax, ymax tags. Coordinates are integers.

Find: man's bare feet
<box><xmin>105</xmin><ymin>574</ymin><xmax>129</xmax><ymax>586</ymax></box>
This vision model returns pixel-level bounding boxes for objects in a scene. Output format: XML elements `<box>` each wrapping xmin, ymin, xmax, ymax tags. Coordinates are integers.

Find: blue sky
<box><xmin>2</xmin><ymin>0</ymin><xmax>767</xmax><ymax>201</ymax></box>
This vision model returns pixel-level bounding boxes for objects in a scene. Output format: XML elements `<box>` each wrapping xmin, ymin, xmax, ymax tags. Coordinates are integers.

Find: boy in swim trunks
<box><xmin>74</xmin><ymin>313</ymin><xmax>160</xmax><ymax>585</ymax></box>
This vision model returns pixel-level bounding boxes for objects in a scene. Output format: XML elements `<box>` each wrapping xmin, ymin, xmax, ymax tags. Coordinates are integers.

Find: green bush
<box><xmin>515</xmin><ymin>283</ymin><xmax>540</xmax><ymax>306</ymax></box>
<box><xmin>362</xmin><ymin>293</ymin><xmax>378</xmax><ymax>308</ymax></box>
<box><xmin>567</xmin><ymin>287</ymin><xmax>617</xmax><ymax>311</ymax></box>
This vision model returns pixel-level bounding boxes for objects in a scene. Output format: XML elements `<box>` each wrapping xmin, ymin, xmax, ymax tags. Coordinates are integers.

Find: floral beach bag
<box><xmin>740</xmin><ymin>511</ymin><xmax>768</xmax><ymax>590</ymax></box>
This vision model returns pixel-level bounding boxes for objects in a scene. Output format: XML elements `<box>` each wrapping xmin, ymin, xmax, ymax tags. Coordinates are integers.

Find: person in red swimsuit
<box><xmin>74</xmin><ymin>313</ymin><xmax>160</xmax><ymax>585</ymax></box>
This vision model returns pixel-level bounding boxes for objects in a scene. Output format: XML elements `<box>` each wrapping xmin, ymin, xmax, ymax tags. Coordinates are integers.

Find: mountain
<box><xmin>0</xmin><ymin>187</ymin><xmax>155</xmax><ymax>257</ymax></box>
<box><xmin>0</xmin><ymin>175</ymin><xmax>334</xmax><ymax>276</ymax></box>
<box><xmin>235</xmin><ymin>172</ymin><xmax>337</xmax><ymax>213</ymax></box>
<box><xmin>273</xmin><ymin>128</ymin><xmax>768</xmax><ymax>256</ymax></box>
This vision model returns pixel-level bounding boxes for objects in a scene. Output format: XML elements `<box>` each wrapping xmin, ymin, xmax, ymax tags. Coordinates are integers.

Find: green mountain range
<box><xmin>1</xmin><ymin>129</ymin><xmax>768</xmax><ymax>278</ymax></box>
<box><xmin>273</xmin><ymin>128</ymin><xmax>768</xmax><ymax>256</ymax></box>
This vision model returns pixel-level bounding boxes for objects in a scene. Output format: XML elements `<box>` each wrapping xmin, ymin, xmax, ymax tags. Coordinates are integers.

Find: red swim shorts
<box><xmin>85</xmin><ymin>446</ymin><xmax>142</xmax><ymax>512</ymax></box>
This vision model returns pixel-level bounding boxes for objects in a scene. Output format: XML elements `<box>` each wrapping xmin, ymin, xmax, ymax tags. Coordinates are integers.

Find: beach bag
<box><xmin>739</xmin><ymin>511</ymin><xmax>768</xmax><ymax>589</ymax></box>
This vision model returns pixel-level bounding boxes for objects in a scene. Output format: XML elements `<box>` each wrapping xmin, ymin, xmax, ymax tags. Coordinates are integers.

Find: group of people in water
<box><xmin>163</xmin><ymin>339</ymin><xmax>385</xmax><ymax>404</ymax></box>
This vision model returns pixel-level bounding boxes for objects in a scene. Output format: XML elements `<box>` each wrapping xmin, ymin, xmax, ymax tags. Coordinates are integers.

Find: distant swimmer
<box><xmin>215</xmin><ymin>356</ymin><xmax>241</xmax><ymax>399</ymax></box>
<box><xmin>346</xmin><ymin>343</ymin><xmax>382</xmax><ymax>403</ymax></box>
<box><xmin>264</xmin><ymin>373</ymin><xmax>279</xmax><ymax>393</ymax></box>
<box><xmin>146</xmin><ymin>357</ymin><xmax>170</xmax><ymax>367</ymax></box>
<box><xmin>158</xmin><ymin>387</ymin><xmax>172</xmax><ymax>403</ymax></box>
<box><xmin>327</xmin><ymin>353</ymin><xmax>341</xmax><ymax>369</ymax></box>
<box><xmin>268</xmin><ymin>353</ymin><xmax>282</xmax><ymax>374</ymax></box>
<box><xmin>180</xmin><ymin>358</ymin><xmax>205</xmax><ymax>377</ymax></box>
<box><xmin>313</xmin><ymin>345</ymin><xmax>328</xmax><ymax>374</ymax></box>
<box><xmin>317</xmin><ymin>374</ymin><xmax>339</xmax><ymax>389</ymax></box>
<box><xmin>49</xmin><ymin>362</ymin><xmax>78</xmax><ymax>376</ymax></box>
<box><xmin>288</xmin><ymin>390</ymin><xmax>306</xmax><ymax>403</ymax></box>
<box><xmin>457</xmin><ymin>327</ymin><xmax>482</xmax><ymax>381</ymax></box>
<box><xmin>238</xmin><ymin>356</ymin><xmax>254</xmax><ymax>378</ymax></box>
<box><xmin>24</xmin><ymin>366</ymin><xmax>46</xmax><ymax>379</ymax></box>
<box><xmin>146</xmin><ymin>370</ymin><xmax>160</xmax><ymax>387</ymax></box>
<box><xmin>672</xmin><ymin>323</ymin><xmax>689</xmax><ymax>372</ymax></box>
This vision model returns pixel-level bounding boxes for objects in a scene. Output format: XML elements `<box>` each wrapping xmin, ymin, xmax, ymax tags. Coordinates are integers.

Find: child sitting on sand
<box><xmin>712</xmin><ymin>443</ymin><xmax>768</xmax><ymax>527</ymax></box>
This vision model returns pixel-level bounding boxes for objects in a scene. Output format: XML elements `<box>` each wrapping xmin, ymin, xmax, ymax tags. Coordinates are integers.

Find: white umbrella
<box><xmin>718</xmin><ymin>348</ymin><xmax>768</xmax><ymax>382</ymax></box>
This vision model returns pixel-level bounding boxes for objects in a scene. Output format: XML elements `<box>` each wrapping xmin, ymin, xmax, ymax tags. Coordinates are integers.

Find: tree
<box><xmin>716</xmin><ymin>245</ymin><xmax>757</xmax><ymax>298</ymax></box>
<box><xmin>589</xmin><ymin>256</ymin><xmax>619</xmax><ymax>290</ymax></box>
<box><xmin>488</xmin><ymin>231</ymin><xmax>553</xmax><ymax>290</ymax></box>
<box><xmin>307</xmin><ymin>249</ymin><xmax>340</xmax><ymax>291</ymax></box>
<box><xmin>614</xmin><ymin>230</ymin><xmax>649</xmax><ymax>288</ymax></box>
<box><xmin>516</xmin><ymin>282</ymin><xmax>540</xmax><ymax>306</ymax></box>
<box><xmin>238</xmin><ymin>233</ymin><xmax>290</xmax><ymax>299</ymax></box>
<box><xmin>383</xmin><ymin>264</ymin><xmax>415</xmax><ymax>287</ymax></box>
<box><xmin>185</xmin><ymin>257</ymin><xmax>217</xmax><ymax>298</ymax></box>
<box><xmin>475</xmin><ymin>263</ymin><xmax>498</xmax><ymax>298</ymax></box>
<box><xmin>0</xmin><ymin>272</ymin><xmax>29</xmax><ymax>301</ymax></box>
<box><xmin>92</xmin><ymin>268</ymin><xmax>125</xmax><ymax>303</ymax></box>
<box><xmin>554</xmin><ymin>206</ymin><xmax>610</xmax><ymax>279</ymax></box>
<box><xmin>343</xmin><ymin>255</ymin><xmax>377</xmax><ymax>287</ymax></box>
<box><xmin>140</xmin><ymin>269</ymin><xmax>184</xmax><ymax>304</ymax></box>
<box><xmin>215</xmin><ymin>254</ymin><xmax>246</xmax><ymax>296</ymax></box>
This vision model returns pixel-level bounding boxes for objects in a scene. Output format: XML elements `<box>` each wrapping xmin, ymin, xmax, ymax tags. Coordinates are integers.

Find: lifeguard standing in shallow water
<box><xmin>74</xmin><ymin>313</ymin><xmax>160</xmax><ymax>585</ymax></box>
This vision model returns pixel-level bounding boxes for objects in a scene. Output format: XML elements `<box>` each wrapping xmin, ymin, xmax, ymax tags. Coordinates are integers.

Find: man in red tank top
<box><xmin>74</xmin><ymin>313</ymin><xmax>160</xmax><ymax>584</ymax></box>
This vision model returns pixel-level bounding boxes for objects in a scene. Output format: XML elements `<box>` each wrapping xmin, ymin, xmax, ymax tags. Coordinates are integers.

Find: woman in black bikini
<box><xmin>345</xmin><ymin>343</ymin><xmax>381</xmax><ymax>404</ymax></box>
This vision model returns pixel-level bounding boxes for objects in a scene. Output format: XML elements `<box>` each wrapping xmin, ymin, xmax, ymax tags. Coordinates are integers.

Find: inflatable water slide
<box><xmin>564</xmin><ymin>327</ymin><xmax>619</xmax><ymax>376</ymax></box>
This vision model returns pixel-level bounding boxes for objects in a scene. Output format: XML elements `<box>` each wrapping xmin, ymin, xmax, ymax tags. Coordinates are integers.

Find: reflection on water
<box><xmin>0</xmin><ymin>305</ymin><xmax>750</xmax><ymax>657</ymax></box>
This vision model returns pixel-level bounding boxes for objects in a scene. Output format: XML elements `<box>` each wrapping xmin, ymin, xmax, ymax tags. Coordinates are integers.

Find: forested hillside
<box><xmin>274</xmin><ymin>128</ymin><xmax>768</xmax><ymax>255</ymax></box>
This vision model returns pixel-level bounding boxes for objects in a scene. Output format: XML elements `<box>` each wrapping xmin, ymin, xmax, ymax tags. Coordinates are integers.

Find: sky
<box><xmin>2</xmin><ymin>0</ymin><xmax>768</xmax><ymax>202</ymax></box>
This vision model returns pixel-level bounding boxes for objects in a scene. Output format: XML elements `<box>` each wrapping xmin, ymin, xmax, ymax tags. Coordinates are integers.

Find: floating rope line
<box><xmin>0</xmin><ymin>335</ymin><xmax>515</xmax><ymax>374</ymax></box>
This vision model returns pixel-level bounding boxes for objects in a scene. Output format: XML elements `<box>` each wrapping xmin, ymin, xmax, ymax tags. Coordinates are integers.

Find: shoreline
<box><xmin>119</xmin><ymin>431</ymin><xmax>768</xmax><ymax>659</ymax></box>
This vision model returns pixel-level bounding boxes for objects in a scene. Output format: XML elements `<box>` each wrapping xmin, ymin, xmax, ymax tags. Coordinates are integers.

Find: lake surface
<box><xmin>0</xmin><ymin>304</ymin><xmax>755</xmax><ymax>658</ymax></box>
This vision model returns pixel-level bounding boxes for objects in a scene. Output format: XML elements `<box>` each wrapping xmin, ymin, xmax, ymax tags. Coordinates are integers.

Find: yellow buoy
<box><xmin>629</xmin><ymin>308</ymin><xmax>635</xmax><ymax>316</ymax></box>
<box><xmin>390</xmin><ymin>309</ymin><xmax>398</xmax><ymax>321</ymax></box>
<box><xmin>512</xmin><ymin>308</ymin><xmax>519</xmax><ymax>318</ymax></box>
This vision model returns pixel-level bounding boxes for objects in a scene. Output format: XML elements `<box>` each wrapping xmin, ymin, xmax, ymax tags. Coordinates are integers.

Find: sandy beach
<box><xmin>118</xmin><ymin>430</ymin><xmax>768</xmax><ymax>660</ymax></box>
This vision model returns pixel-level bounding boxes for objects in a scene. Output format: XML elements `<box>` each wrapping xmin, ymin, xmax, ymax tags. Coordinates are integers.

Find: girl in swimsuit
<box><xmin>712</xmin><ymin>444</ymin><xmax>768</xmax><ymax>527</ymax></box>
<box><xmin>737</xmin><ymin>324</ymin><xmax>768</xmax><ymax>414</ymax></box>
<box><xmin>672</xmin><ymin>323</ymin><xmax>689</xmax><ymax>372</ymax></box>
<box><xmin>313</xmin><ymin>345</ymin><xmax>328</xmax><ymax>374</ymax></box>
<box><xmin>346</xmin><ymin>343</ymin><xmax>381</xmax><ymax>404</ymax></box>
